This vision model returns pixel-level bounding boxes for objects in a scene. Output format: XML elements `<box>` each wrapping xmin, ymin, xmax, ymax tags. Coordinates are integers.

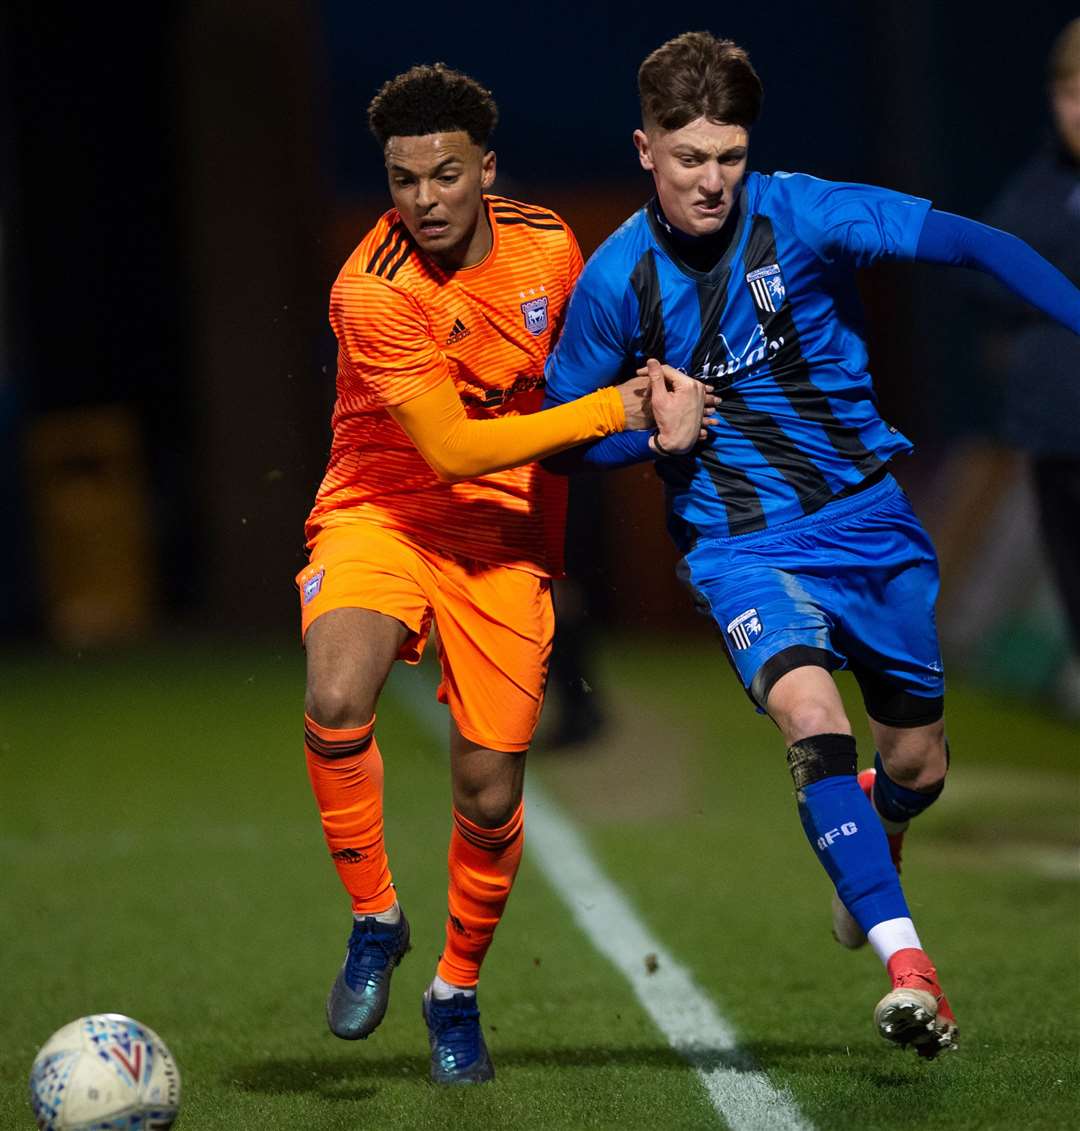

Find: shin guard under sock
<box><xmin>438</xmin><ymin>802</ymin><xmax>524</xmax><ymax>987</ymax></box>
<box><xmin>304</xmin><ymin>714</ymin><xmax>394</xmax><ymax>915</ymax></box>
<box><xmin>788</xmin><ymin>733</ymin><xmax>910</xmax><ymax>935</ymax></box>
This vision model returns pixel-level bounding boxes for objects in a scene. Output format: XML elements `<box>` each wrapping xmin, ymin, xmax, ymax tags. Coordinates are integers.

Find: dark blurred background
<box><xmin>2</xmin><ymin>1</ymin><xmax>1077</xmax><ymax>708</ymax></box>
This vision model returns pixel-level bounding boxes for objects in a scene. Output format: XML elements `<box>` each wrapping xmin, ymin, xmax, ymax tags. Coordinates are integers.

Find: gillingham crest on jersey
<box><xmin>726</xmin><ymin>608</ymin><xmax>763</xmax><ymax>650</ymax></box>
<box><xmin>520</xmin><ymin>295</ymin><xmax>549</xmax><ymax>335</ymax></box>
<box><xmin>746</xmin><ymin>262</ymin><xmax>786</xmax><ymax>314</ymax></box>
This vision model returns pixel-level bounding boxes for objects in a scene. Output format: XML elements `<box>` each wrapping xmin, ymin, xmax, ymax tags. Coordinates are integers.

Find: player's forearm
<box><xmin>542</xmin><ymin>430</ymin><xmax>656</xmax><ymax>475</ymax></box>
<box><xmin>389</xmin><ymin>379</ymin><xmax>626</xmax><ymax>483</ymax></box>
<box><xmin>915</xmin><ymin>209</ymin><xmax>1080</xmax><ymax>334</ymax></box>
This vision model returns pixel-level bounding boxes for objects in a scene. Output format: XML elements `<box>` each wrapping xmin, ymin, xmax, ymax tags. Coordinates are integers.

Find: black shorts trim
<box><xmin>851</xmin><ymin>664</ymin><xmax>944</xmax><ymax>728</ymax></box>
<box><xmin>751</xmin><ymin>645</ymin><xmax>839</xmax><ymax>709</ymax></box>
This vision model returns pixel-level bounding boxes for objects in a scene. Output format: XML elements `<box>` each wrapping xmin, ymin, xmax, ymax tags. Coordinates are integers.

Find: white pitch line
<box><xmin>392</xmin><ymin>672</ymin><xmax>812</xmax><ymax>1131</ymax></box>
<box><xmin>524</xmin><ymin>788</ymin><xmax>812</xmax><ymax>1131</ymax></box>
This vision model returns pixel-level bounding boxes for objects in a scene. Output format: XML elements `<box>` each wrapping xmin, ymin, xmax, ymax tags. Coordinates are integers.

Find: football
<box><xmin>29</xmin><ymin>1014</ymin><xmax>181</xmax><ymax>1130</ymax></box>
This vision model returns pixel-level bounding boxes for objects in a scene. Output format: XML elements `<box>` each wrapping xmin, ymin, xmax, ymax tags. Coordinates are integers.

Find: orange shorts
<box><xmin>296</xmin><ymin>520</ymin><xmax>554</xmax><ymax>752</ymax></box>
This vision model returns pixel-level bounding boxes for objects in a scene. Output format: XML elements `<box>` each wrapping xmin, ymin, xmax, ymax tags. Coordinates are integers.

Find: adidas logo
<box><xmin>446</xmin><ymin>318</ymin><xmax>470</xmax><ymax>344</ymax></box>
<box><xmin>331</xmin><ymin>847</ymin><xmax>368</xmax><ymax>863</ymax></box>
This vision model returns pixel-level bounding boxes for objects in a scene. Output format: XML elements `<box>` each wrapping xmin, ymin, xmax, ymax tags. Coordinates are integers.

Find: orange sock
<box><xmin>437</xmin><ymin>802</ymin><xmax>524</xmax><ymax>987</ymax></box>
<box><xmin>304</xmin><ymin>713</ymin><xmax>395</xmax><ymax>915</ymax></box>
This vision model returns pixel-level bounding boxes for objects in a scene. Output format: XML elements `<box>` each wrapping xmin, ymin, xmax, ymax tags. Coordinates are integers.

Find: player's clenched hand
<box><xmin>616</xmin><ymin>372</ymin><xmax>654</xmax><ymax>430</ymax></box>
<box><xmin>645</xmin><ymin>359</ymin><xmax>707</xmax><ymax>455</ymax></box>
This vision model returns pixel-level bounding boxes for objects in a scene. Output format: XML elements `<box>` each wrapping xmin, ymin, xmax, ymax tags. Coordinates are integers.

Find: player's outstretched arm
<box><xmin>388</xmin><ymin>374</ymin><xmax>652</xmax><ymax>483</ymax></box>
<box><xmin>915</xmin><ymin>209</ymin><xmax>1080</xmax><ymax>334</ymax></box>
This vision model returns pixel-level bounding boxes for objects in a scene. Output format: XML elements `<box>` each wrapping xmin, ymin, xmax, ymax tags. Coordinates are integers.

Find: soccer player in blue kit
<box><xmin>544</xmin><ymin>31</ymin><xmax>1080</xmax><ymax>1058</ymax></box>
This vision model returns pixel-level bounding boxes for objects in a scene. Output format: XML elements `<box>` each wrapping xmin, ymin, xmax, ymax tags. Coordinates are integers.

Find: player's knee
<box><xmin>765</xmin><ymin>666</ymin><xmax>849</xmax><ymax>744</ymax></box>
<box><xmin>786</xmin><ymin>732</ymin><xmax>858</xmax><ymax>789</ymax></box>
<box><xmin>884</xmin><ymin>758</ymin><xmax>946</xmax><ymax>794</ymax></box>
<box><xmin>780</xmin><ymin>700</ymin><xmax>850</xmax><ymax>747</ymax></box>
<box><xmin>456</xmin><ymin>782</ymin><xmax>521</xmax><ymax>830</ymax></box>
<box><xmin>305</xmin><ymin>680</ymin><xmax>372</xmax><ymax>732</ymax></box>
<box><xmin>878</xmin><ymin>726</ymin><xmax>948</xmax><ymax>792</ymax></box>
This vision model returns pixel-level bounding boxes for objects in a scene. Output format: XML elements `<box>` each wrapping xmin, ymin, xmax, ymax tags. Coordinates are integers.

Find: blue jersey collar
<box><xmin>646</xmin><ymin>185</ymin><xmax>749</xmax><ymax>282</ymax></box>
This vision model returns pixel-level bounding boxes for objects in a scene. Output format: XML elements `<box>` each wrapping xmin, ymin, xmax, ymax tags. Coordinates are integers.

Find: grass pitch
<box><xmin>2</xmin><ymin>637</ymin><xmax>1077</xmax><ymax>1129</ymax></box>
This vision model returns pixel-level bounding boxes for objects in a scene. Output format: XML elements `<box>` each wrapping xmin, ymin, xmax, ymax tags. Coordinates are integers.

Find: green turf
<box><xmin>2</xmin><ymin>640</ymin><xmax>1078</xmax><ymax>1129</ymax></box>
<box><xmin>1</xmin><ymin>645</ymin><xmax>717</xmax><ymax>1130</ymax></box>
<box><xmin>564</xmin><ymin>640</ymin><xmax>1080</xmax><ymax>1131</ymax></box>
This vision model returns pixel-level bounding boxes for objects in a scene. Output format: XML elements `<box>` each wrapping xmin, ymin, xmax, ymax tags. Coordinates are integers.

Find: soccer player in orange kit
<box><xmin>296</xmin><ymin>63</ymin><xmax>706</xmax><ymax>1085</ymax></box>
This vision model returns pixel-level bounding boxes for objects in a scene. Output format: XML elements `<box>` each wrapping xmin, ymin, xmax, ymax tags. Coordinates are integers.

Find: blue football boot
<box><xmin>326</xmin><ymin>909</ymin><xmax>410</xmax><ymax>1039</ymax></box>
<box><xmin>421</xmin><ymin>986</ymin><xmax>495</xmax><ymax>1085</ymax></box>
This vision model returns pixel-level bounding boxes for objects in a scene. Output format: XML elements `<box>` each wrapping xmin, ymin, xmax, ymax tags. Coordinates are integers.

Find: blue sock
<box><xmin>789</xmin><ymin>734</ymin><xmax>910</xmax><ymax>934</ymax></box>
<box><xmin>872</xmin><ymin>750</ymin><xmax>945</xmax><ymax>823</ymax></box>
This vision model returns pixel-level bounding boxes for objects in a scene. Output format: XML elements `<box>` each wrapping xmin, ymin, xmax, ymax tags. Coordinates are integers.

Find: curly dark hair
<box><xmin>638</xmin><ymin>32</ymin><xmax>763</xmax><ymax>132</ymax></box>
<box><xmin>368</xmin><ymin>63</ymin><xmax>499</xmax><ymax>148</ymax></box>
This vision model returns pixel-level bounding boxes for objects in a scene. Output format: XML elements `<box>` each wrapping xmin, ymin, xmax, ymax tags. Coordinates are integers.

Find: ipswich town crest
<box><xmin>299</xmin><ymin>565</ymin><xmax>325</xmax><ymax>606</ymax></box>
<box><xmin>520</xmin><ymin>295</ymin><xmax>549</xmax><ymax>335</ymax></box>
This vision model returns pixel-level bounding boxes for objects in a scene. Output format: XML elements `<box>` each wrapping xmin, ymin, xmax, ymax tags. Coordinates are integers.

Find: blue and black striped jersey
<box><xmin>543</xmin><ymin>170</ymin><xmax>933</xmax><ymax>546</ymax></box>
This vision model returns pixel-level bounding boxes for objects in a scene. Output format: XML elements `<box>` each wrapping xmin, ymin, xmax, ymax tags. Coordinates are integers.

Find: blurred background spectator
<box><xmin>964</xmin><ymin>17</ymin><xmax>1080</xmax><ymax>715</ymax></box>
<box><xmin>1</xmin><ymin>2</ymin><xmax>1076</xmax><ymax>718</ymax></box>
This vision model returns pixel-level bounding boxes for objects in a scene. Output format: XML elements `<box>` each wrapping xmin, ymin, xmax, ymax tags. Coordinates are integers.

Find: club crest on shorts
<box><xmin>726</xmin><ymin>607</ymin><xmax>763</xmax><ymax>650</ymax></box>
<box><xmin>520</xmin><ymin>295</ymin><xmax>549</xmax><ymax>335</ymax></box>
<box><xmin>746</xmin><ymin>263</ymin><xmax>786</xmax><ymax>314</ymax></box>
<box><xmin>300</xmin><ymin>566</ymin><xmax>325</xmax><ymax>606</ymax></box>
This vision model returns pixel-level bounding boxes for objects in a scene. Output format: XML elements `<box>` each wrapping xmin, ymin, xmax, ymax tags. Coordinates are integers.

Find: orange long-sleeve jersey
<box><xmin>306</xmin><ymin>195</ymin><xmax>593</xmax><ymax>577</ymax></box>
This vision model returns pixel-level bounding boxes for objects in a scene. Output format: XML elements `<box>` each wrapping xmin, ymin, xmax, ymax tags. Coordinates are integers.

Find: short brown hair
<box><xmin>368</xmin><ymin>63</ymin><xmax>498</xmax><ymax>148</ymax></box>
<box><xmin>638</xmin><ymin>31</ymin><xmax>763</xmax><ymax>132</ymax></box>
<box><xmin>1048</xmin><ymin>17</ymin><xmax>1080</xmax><ymax>83</ymax></box>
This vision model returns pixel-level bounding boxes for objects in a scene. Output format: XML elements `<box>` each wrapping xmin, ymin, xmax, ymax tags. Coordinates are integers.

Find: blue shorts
<box><xmin>680</xmin><ymin>474</ymin><xmax>945</xmax><ymax>727</ymax></box>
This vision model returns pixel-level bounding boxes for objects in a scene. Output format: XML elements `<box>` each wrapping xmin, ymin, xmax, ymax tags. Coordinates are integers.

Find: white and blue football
<box><xmin>29</xmin><ymin>1013</ymin><xmax>181</xmax><ymax>1130</ymax></box>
